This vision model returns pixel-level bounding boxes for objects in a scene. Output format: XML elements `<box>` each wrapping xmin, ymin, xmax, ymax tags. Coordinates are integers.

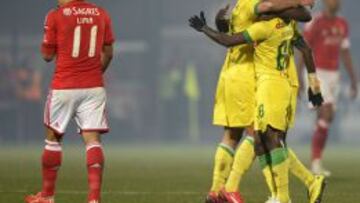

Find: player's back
<box><xmin>248</xmin><ymin>18</ymin><xmax>295</xmax><ymax>77</ymax></box>
<box><xmin>44</xmin><ymin>0</ymin><xmax>114</xmax><ymax>89</ymax></box>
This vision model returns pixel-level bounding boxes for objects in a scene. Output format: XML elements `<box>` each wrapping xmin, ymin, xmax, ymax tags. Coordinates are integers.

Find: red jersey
<box><xmin>42</xmin><ymin>0</ymin><xmax>115</xmax><ymax>89</ymax></box>
<box><xmin>304</xmin><ymin>12</ymin><xmax>350</xmax><ymax>71</ymax></box>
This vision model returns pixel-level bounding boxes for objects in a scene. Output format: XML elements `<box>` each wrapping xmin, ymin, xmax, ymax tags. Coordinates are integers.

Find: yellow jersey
<box><xmin>244</xmin><ymin>18</ymin><xmax>297</xmax><ymax>81</ymax></box>
<box><xmin>224</xmin><ymin>0</ymin><xmax>260</xmax><ymax>69</ymax></box>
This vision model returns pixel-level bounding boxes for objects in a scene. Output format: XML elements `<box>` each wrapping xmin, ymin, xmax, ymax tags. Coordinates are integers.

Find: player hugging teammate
<box><xmin>189</xmin><ymin>0</ymin><xmax>327</xmax><ymax>202</ymax></box>
<box><xmin>25</xmin><ymin>0</ymin><xmax>114</xmax><ymax>203</ymax></box>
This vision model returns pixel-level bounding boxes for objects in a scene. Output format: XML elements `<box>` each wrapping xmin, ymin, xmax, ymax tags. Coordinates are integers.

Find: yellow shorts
<box><xmin>213</xmin><ymin>63</ymin><xmax>256</xmax><ymax>128</ymax></box>
<box><xmin>254</xmin><ymin>76</ymin><xmax>292</xmax><ymax>132</ymax></box>
<box><xmin>288</xmin><ymin>86</ymin><xmax>299</xmax><ymax>129</ymax></box>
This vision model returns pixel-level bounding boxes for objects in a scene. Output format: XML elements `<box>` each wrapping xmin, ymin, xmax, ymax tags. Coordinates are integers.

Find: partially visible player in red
<box><xmin>25</xmin><ymin>0</ymin><xmax>114</xmax><ymax>203</ymax></box>
<box><xmin>300</xmin><ymin>0</ymin><xmax>358</xmax><ymax>176</ymax></box>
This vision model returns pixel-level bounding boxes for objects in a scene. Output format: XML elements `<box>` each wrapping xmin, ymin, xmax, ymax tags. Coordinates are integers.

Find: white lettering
<box><xmin>77</xmin><ymin>17</ymin><xmax>94</xmax><ymax>24</ymax></box>
<box><xmin>72</xmin><ymin>7</ymin><xmax>100</xmax><ymax>16</ymax></box>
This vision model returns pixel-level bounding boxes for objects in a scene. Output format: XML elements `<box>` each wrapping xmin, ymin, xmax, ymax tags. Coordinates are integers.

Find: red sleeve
<box><xmin>103</xmin><ymin>11</ymin><xmax>115</xmax><ymax>46</ymax></box>
<box><xmin>41</xmin><ymin>10</ymin><xmax>57</xmax><ymax>55</ymax></box>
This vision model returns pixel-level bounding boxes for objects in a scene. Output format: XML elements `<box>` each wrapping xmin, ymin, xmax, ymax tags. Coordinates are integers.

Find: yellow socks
<box><xmin>260</xmin><ymin>148</ymin><xmax>290</xmax><ymax>203</ymax></box>
<box><xmin>288</xmin><ymin>148</ymin><xmax>315</xmax><ymax>188</ymax></box>
<box><xmin>225</xmin><ymin>136</ymin><xmax>255</xmax><ymax>192</ymax></box>
<box><xmin>210</xmin><ymin>143</ymin><xmax>235</xmax><ymax>193</ymax></box>
<box><xmin>260</xmin><ymin>155</ymin><xmax>276</xmax><ymax>198</ymax></box>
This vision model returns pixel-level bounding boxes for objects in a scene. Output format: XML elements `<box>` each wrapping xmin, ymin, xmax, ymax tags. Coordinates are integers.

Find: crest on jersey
<box><xmin>63</xmin><ymin>8</ymin><xmax>72</xmax><ymax>16</ymax></box>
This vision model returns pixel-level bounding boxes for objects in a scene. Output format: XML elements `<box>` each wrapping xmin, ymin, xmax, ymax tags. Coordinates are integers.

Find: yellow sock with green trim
<box><xmin>225</xmin><ymin>136</ymin><xmax>255</xmax><ymax>192</ymax></box>
<box><xmin>259</xmin><ymin>148</ymin><xmax>290</xmax><ymax>202</ymax></box>
<box><xmin>259</xmin><ymin>155</ymin><xmax>276</xmax><ymax>198</ymax></box>
<box><xmin>210</xmin><ymin>143</ymin><xmax>235</xmax><ymax>193</ymax></box>
<box><xmin>288</xmin><ymin>148</ymin><xmax>315</xmax><ymax>188</ymax></box>
<box><xmin>272</xmin><ymin>148</ymin><xmax>290</xmax><ymax>203</ymax></box>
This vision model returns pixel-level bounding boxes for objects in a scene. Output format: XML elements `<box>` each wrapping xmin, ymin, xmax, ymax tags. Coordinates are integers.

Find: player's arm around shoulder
<box><xmin>41</xmin><ymin>9</ymin><xmax>58</xmax><ymax>62</ymax></box>
<box><xmin>242</xmin><ymin>20</ymin><xmax>273</xmax><ymax>44</ymax></box>
<box><xmin>256</xmin><ymin>0</ymin><xmax>314</xmax><ymax>14</ymax></box>
<box><xmin>262</xmin><ymin>6</ymin><xmax>312</xmax><ymax>23</ymax></box>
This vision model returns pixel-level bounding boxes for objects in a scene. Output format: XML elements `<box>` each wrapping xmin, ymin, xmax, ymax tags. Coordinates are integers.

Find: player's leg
<box><xmin>311</xmin><ymin>104</ymin><xmax>334</xmax><ymax>176</ymax></box>
<box><xmin>208</xmin><ymin>64</ymin><xmax>255</xmax><ymax>202</ymax></box>
<box><xmin>287</xmin><ymin>148</ymin><xmax>327</xmax><ymax>203</ymax></box>
<box><xmin>287</xmin><ymin>86</ymin><xmax>327</xmax><ymax>195</ymax></box>
<box><xmin>254</xmin><ymin>78</ymin><xmax>293</xmax><ymax>203</ymax></box>
<box><xmin>288</xmin><ymin>148</ymin><xmax>315</xmax><ymax>187</ymax></box>
<box><xmin>82</xmin><ymin>132</ymin><xmax>104</xmax><ymax>203</ymax></box>
<box><xmin>219</xmin><ymin>129</ymin><xmax>254</xmax><ymax>203</ymax></box>
<box><xmin>259</xmin><ymin>127</ymin><xmax>290</xmax><ymax>203</ymax></box>
<box><xmin>224</xmin><ymin>128</ymin><xmax>256</xmax><ymax>193</ymax></box>
<box><xmin>283</xmin><ymin>87</ymin><xmax>315</xmax><ymax>188</ymax></box>
<box><xmin>41</xmin><ymin>128</ymin><xmax>63</xmax><ymax>198</ymax></box>
<box><xmin>75</xmin><ymin>87</ymin><xmax>108</xmax><ymax>203</ymax></box>
<box><xmin>26</xmin><ymin>90</ymin><xmax>74</xmax><ymax>203</ymax></box>
<box><xmin>209</xmin><ymin>127</ymin><xmax>244</xmax><ymax>194</ymax></box>
<box><xmin>311</xmin><ymin>70</ymin><xmax>339</xmax><ymax>176</ymax></box>
<box><xmin>218</xmin><ymin>65</ymin><xmax>256</xmax><ymax>193</ymax></box>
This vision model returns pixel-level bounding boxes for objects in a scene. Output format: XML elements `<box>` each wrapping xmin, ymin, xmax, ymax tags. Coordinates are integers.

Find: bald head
<box><xmin>323</xmin><ymin>0</ymin><xmax>341</xmax><ymax>15</ymax></box>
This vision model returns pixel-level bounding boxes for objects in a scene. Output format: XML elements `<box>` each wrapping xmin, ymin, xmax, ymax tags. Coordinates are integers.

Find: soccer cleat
<box><xmin>313</xmin><ymin>168</ymin><xmax>331</xmax><ymax>177</ymax></box>
<box><xmin>205</xmin><ymin>192</ymin><xmax>223</xmax><ymax>203</ymax></box>
<box><xmin>312</xmin><ymin>160</ymin><xmax>331</xmax><ymax>177</ymax></box>
<box><xmin>219</xmin><ymin>188</ymin><xmax>244</xmax><ymax>203</ymax></box>
<box><xmin>308</xmin><ymin>175</ymin><xmax>327</xmax><ymax>203</ymax></box>
<box><xmin>25</xmin><ymin>192</ymin><xmax>54</xmax><ymax>203</ymax></box>
<box><xmin>89</xmin><ymin>200</ymin><xmax>100</xmax><ymax>203</ymax></box>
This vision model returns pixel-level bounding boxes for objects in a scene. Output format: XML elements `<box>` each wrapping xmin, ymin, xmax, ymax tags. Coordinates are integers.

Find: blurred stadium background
<box><xmin>0</xmin><ymin>0</ymin><xmax>360</xmax><ymax>202</ymax></box>
<box><xmin>0</xmin><ymin>0</ymin><xmax>360</xmax><ymax>144</ymax></box>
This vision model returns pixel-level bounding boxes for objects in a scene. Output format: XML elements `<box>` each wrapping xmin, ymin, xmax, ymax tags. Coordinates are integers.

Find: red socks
<box><xmin>40</xmin><ymin>140</ymin><xmax>104</xmax><ymax>202</ymax></box>
<box><xmin>312</xmin><ymin>120</ymin><xmax>329</xmax><ymax>160</ymax></box>
<box><xmin>41</xmin><ymin>140</ymin><xmax>62</xmax><ymax>197</ymax></box>
<box><xmin>86</xmin><ymin>142</ymin><xmax>104</xmax><ymax>202</ymax></box>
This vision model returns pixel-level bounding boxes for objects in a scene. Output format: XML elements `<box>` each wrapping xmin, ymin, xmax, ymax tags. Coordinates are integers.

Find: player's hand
<box><xmin>189</xmin><ymin>11</ymin><xmax>207</xmax><ymax>32</ymax></box>
<box><xmin>308</xmin><ymin>73</ymin><xmax>324</xmax><ymax>107</ymax></box>
<box><xmin>308</xmin><ymin>88</ymin><xmax>324</xmax><ymax>107</ymax></box>
<box><xmin>350</xmin><ymin>82</ymin><xmax>358</xmax><ymax>100</ymax></box>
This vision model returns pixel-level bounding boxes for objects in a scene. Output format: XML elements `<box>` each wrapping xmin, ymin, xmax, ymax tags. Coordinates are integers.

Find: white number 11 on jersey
<box><xmin>72</xmin><ymin>25</ymin><xmax>98</xmax><ymax>58</ymax></box>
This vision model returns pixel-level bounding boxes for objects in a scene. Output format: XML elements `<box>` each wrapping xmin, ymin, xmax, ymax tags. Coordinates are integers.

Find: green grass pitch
<box><xmin>0</xmin><ymin>144</ymin><xmax>359</xmax><ymax>203</ymax></box>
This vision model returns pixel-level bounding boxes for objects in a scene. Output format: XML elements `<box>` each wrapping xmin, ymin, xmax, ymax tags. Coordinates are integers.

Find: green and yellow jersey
<box><xmin>224</xmin><ymin>0</ymin><xmax>260</xmax><ymax>69</ymax></box>
<box><xmin>243</xmin><ymin>18</ymin><xmax>297</xmax><ymax>82</ymax></box>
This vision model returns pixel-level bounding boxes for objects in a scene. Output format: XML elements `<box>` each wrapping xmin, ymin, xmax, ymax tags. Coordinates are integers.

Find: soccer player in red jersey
<box><xmin>25</xmin><ymin>0</ymin><xmax>114</xmax><ymax>203</ymax></box>
<box><xmin>300</xmin><ymin>0</ymin><xmax>358</xmax><ymax>176</ymax></box>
